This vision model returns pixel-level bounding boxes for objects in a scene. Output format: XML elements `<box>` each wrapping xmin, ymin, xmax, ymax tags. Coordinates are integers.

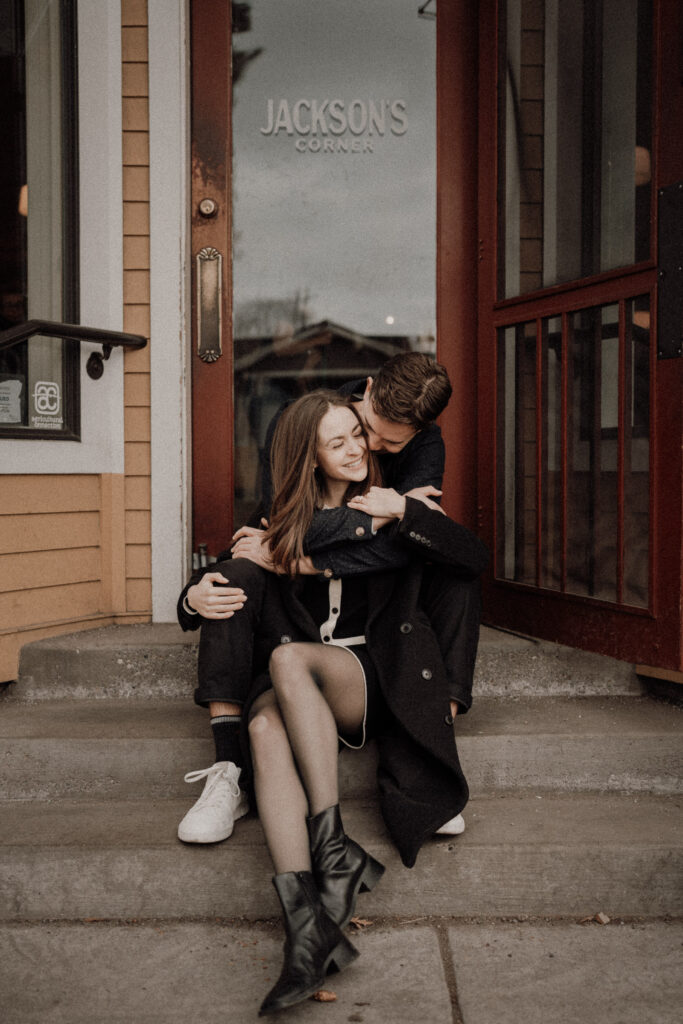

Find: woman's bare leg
<box><xmin>248</xmin><ymin>690</ymin><xmax>311</xmax><ymax>874</ymax></box>
<box><xmin>268</xmin><ymin>643</ymin><xmax>366</xmax><ymax>816</ymax></box>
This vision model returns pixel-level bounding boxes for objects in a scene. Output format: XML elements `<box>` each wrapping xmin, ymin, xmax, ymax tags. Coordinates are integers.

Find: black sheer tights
<box><xmin>248</xmin><ymin>642</ymin><xmax>366</xmax><ymax>875</ymax></box>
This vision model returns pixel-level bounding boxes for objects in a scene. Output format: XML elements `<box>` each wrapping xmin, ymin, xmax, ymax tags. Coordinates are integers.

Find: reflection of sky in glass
<box><xmin>232</xmin><ymin>0</ymin><xmax>435</xmax><ymax>338</ymax></box>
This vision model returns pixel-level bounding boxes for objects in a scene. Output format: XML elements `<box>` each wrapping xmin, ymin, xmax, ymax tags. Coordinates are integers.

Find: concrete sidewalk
<box><xmin>3</xmin><ymin>916</ymin><xmax>681</xmax><ymax>1023</ymax></box>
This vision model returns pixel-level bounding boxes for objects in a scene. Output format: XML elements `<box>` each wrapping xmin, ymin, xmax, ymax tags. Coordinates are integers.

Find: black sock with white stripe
<box><xmin>210</xmin><ymin>715</ymin><xmax>243</xmax><ymax>768</ymax></box>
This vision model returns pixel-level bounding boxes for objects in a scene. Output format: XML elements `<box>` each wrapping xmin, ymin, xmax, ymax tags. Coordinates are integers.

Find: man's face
<box><xmin>357</xmin><ymin>379</ymin><xmax>417</xmax><ymax>453</ymax></box>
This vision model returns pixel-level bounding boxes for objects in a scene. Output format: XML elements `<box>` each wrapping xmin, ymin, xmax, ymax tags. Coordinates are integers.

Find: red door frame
<box><xmin>476</xmin><ymin>0</ymin><xmax>683</xmax><ymax>670</ymax></box>
<box><xmin>190</xmin><ymin>0</ymin><xmax>234</xmax><ymax>558</ymax></box>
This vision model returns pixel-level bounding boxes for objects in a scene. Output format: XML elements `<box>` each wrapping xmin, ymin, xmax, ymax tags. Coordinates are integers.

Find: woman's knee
<box><xmin>268</xmin><ymin>643</ymin><xmax>312</xmax><ymax>700</ymax></box>
<box><xmin>248</xmin><ymin>702</ymin><xmax>288</xmax><ymax>766</ymax></box>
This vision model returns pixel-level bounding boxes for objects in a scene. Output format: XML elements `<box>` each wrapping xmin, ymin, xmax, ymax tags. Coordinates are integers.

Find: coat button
<box><xmin>280</xmin><ymin>635</ymin><xmax>292</xmax><ymax>644</ymax></box>
<box><xmin>331</xmin><ymin>607</ymin><xmax>339</xmax><ymax>615</ymax></box>
<box><xmin>421</xmin><ymin>668</ymin><xmax>432</xmax><ymax>680</ymax></box>
<box><xmin>444</xmin><ymin>713</ymin><xmax>454</xmax><ymax>726</ymax></box>
<box><xmin>355</xmin><ymin>526</ymin><xmax>365</xmax><ymax>536</ymax></box>
<box><xmin>400</xmin><ymin>622</ymin><xmax>412</xmax><ymax>634</ymax></box>
<box><xmin>409</xmin><ymin>531</ymin><xmax>416</xmax><ymax>538</ymax></box>
<box><xmin>323</xmin><ymin>568</ymin><xmax>333</xmax><ymax>578</ymax></box>
<box><xmin>323</xmin><ymin>635</ymin><xmax>331</xmax><ymax>642</ymax></box>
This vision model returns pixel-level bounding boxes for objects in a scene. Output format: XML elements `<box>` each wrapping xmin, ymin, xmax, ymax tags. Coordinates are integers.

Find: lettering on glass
<box><xmin>31</xmin><ymin>380</ymin><xmax>63</xmax><ymax>430</ymax></box>
<box><xmin>260</xmin><ymin>99</ymin><xmax>408</xmax><ymax>152</ymax></box>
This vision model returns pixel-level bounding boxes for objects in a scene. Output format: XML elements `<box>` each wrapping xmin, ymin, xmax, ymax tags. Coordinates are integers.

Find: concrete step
<box><xmin>2</xmin><ymin>919</ymin><xmax>682</xmax><ymax>1024</ymax></box>
<box><xmin>1</xmin><ymin>792</ymin><xmax>680</xmax><ymax>922</ymax></box>
<box><xmin>1</xmin><ymin>696</ymin><xmax>680</xmax><ymax>801</ymax></box>
<box><xmin>10</xmin><ymin>623</ymin><xmax>646</xmax><ymax>701</ymax></box>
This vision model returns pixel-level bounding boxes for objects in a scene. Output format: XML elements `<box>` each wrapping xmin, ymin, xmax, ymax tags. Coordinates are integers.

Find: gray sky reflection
<box><xmin>232</xmin><ymin>0</ymin><xmax>436</xmax><ymax>339</ymax></box>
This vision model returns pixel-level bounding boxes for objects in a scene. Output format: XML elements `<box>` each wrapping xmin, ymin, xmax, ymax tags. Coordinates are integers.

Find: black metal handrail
<box><xmin>0</xmin><ymin>319</ymin><xmax>147</xmax><ymax>379</ymax></box>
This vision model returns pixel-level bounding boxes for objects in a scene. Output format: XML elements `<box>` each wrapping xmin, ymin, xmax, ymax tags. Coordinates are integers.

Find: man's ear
<box><xmin>364</xmin><ymin>376</ymin><xmax>374</xmax><ymax>398</ymax></box>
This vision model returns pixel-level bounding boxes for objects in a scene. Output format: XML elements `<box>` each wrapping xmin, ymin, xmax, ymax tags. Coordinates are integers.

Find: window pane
<box><xmin>624</xmin><ymin>296</ymin><xmax>649</xmax><ymax>607</ymax></box>
<box><xmin>0</xmin><ymin>0</ymin><xmax>77</xmax><ymax>436</ymax></box>
<box><xmin>231</xmin><ymin>0</ymin><xmax>435</xmax><ymax>526</ymax></box>
<box><xmin>497</xmin><ymin>321</ymin><xmax>537</xmax><ymax>585</ymax></box>
<box><xmin>566</xmin><ymin>304</ymin><xmax>619</xmax><ymax>602</ymax></box>
<box><xmin>498</xmin><ymin>0</ymin><xmax>652</xmax><ymax>299</ymax></box>
<box><xmin>541</xmin><ymin>315</ymin><xmax>562</xmax><ymax>589</ymax></box>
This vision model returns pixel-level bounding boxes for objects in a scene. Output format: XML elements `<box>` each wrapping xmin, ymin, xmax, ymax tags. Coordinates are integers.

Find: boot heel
<box><xmin>359</xmin><ymin>854</ymin><xmax>385</xmax><ymax>894</ymax></box>
<box><xmin>327</xmin><ymin>934</ymin><xmax>360</xmax><ymax>974</ymax></box>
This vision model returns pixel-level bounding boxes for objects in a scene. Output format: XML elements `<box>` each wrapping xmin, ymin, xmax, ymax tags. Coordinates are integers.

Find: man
<box><xmin>176</xmin><ymin>352</ymin><xmax>484</xmax><ymax>844</ymax></box>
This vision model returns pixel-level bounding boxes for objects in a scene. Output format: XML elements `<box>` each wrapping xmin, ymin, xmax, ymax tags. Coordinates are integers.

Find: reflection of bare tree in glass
<box><xmin>231</xmin><ymin>2</ymin><xmax>262</xmax><ymax>263</ymax></box>
<box><xmin>232</xmin><ymin>2</ymin><xmax>263</xmax><ymax>85</ymax></box>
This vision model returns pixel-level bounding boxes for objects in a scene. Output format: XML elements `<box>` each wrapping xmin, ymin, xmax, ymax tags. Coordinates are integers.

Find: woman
<box><xmin>233</xmin><ymin>390</ymin><xmax>488</xmax><ymax>1016</ymax></box>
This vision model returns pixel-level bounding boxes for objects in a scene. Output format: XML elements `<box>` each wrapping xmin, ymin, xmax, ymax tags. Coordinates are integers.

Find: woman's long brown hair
<box><xmin>264</xmin><ymin>390</ymin><xmax>382</xmax><ymax>575</ymax></box>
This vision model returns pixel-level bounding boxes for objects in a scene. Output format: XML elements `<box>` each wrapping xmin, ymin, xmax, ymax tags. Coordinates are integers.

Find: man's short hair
<box><xmin>371</xmin><ymin>352</ymin><xmax>452</xmax><ymax>431</ymax></box>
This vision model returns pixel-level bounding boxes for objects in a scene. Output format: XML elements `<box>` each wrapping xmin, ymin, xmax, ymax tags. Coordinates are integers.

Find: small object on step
<box><xmin>349</xmin><ymin>917</ymin><xmax>373</xmax><ymax>930</ymax></box>
<box><xmin>595</xmin><ymin>912</ymin><xmax>611</xmax><ymax>925</ymax></box>
<box><xmin>311</xmin><ymin>990</ymin><xmax>337</xmax><ymax>1002</ymax></box>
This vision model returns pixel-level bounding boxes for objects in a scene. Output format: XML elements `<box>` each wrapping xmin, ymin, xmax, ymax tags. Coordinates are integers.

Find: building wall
<box><xmin>0</xmin><ymin>0</ymin><xmax>153</xmax><ymax>683</ymax></box>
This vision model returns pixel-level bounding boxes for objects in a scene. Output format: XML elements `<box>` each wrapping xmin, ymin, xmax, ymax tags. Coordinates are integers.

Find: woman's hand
<box><xmin>230</xmin><ymin>526</ymin><xmax>275</xmax><ymax>571</ymax></box>
<box><xmin>347</xmin><ymin>486</ymin><xmax>406</xmax><ymax>524</ymax></box>
<box><xmin>186</xmin><ymin>572</ymin><xmax>246</xmax><ymax>619</ymax></box>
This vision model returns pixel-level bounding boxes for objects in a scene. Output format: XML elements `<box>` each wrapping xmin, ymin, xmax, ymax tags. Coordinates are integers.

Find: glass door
<box><xmin>191</xmin><ymin>0</ymin><xmax>436</xmax><ymax>553</ymax></box>
<box><xmin>230</xmin><ymin>0</ymin><xmax>436</xmax><ymax>527</ymax></box>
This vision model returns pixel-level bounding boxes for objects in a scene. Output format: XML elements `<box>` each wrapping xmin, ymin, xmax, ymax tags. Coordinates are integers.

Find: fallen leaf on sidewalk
<box><xmin>349</xmin><ymin>916</ymin><xmax>373</xmax><ymax>930</ymax></box>
<box><xmin>311</xmin><ymin>990</ymin><xmax>337</xmax><ymax>1002</ymax></box>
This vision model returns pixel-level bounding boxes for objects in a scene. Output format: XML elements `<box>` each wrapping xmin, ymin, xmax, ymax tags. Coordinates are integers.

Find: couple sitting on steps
<box><xmin>175</xmin><ymin>352</ymin><xmax>488</xmax><ymax>1016</ymax></box>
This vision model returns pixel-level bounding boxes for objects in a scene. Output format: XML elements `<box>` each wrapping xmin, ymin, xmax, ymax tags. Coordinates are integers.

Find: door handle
<box><xmin>196</xmin><ymin>246</ymin><xmax>222</xmax><ymax>363</ymax></box>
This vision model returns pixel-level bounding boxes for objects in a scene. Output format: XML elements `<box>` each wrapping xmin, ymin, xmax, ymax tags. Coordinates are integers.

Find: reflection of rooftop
<box><xmin>234</xmin><ymin>319</ymin><xmax>420</xmax><ymax>375</ymax></box>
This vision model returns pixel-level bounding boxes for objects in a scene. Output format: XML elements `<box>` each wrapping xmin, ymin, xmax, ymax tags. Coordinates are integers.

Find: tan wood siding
<box><xmin>0</xmin><ymin>474</ymin><xmax>146</xmax><ymax>681</ymax></box>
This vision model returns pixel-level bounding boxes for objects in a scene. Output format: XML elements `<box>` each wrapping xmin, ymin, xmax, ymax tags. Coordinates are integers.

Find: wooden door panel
<box><xmin>190</xmin><ymin>0</ymin><xmax>233</xmax><ymax>558</ymax></box>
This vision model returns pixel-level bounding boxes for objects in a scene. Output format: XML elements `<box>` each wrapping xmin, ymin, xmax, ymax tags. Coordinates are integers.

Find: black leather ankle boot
<box><xmin>307</xmin><ymin>804</ymin><xmax>385</xmax><ymax>929</ymax></box>
<box><xmin>258</xmin><ymin>870</ymin><xmax>359</xmax><ymax>1016</ymax></box>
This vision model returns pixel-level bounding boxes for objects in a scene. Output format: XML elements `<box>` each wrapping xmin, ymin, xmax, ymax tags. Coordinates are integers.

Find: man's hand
<box><xmin>230</xmin><ymin>525</ymin><xmax>274</xmax><ymax>571</ymax></box>
<box><xmin>404</xmin><ymin>486</ymin><xmax>445</xmax><ymax>513</ymax></box>
<box><xmin>186</xmin><ymin>573</ymin><xmax>246</xmax><ymax>619</ymax></box>
<box><xmin>450</xmin><ymin>700</ymin><xmax>459</xmax><ymax>719</ymax></box>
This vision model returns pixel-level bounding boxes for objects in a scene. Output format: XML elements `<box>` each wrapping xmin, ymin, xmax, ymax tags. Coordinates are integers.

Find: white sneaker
<box><xmin>177</xmin><ymin>761</ymin><xmax>249</xmax><ymax>843</ymax></box>
<box><xmin>435</xmin><ymin>813</ymin><xmax>465</xmax><ymax>836</ymax></box>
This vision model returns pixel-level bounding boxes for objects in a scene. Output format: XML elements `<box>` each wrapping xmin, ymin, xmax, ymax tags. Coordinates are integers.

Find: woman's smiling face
<box><xmin>316</xmin><ymin>405</ymin><xmax>368</xmax><ymax>486</ymax></box>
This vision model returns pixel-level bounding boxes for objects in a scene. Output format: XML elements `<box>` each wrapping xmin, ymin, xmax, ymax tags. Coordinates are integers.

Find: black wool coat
<box><xmin>244</xmin><ymin>497</ymin><xmax>489</xmax><ymax>869</ymax></box>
